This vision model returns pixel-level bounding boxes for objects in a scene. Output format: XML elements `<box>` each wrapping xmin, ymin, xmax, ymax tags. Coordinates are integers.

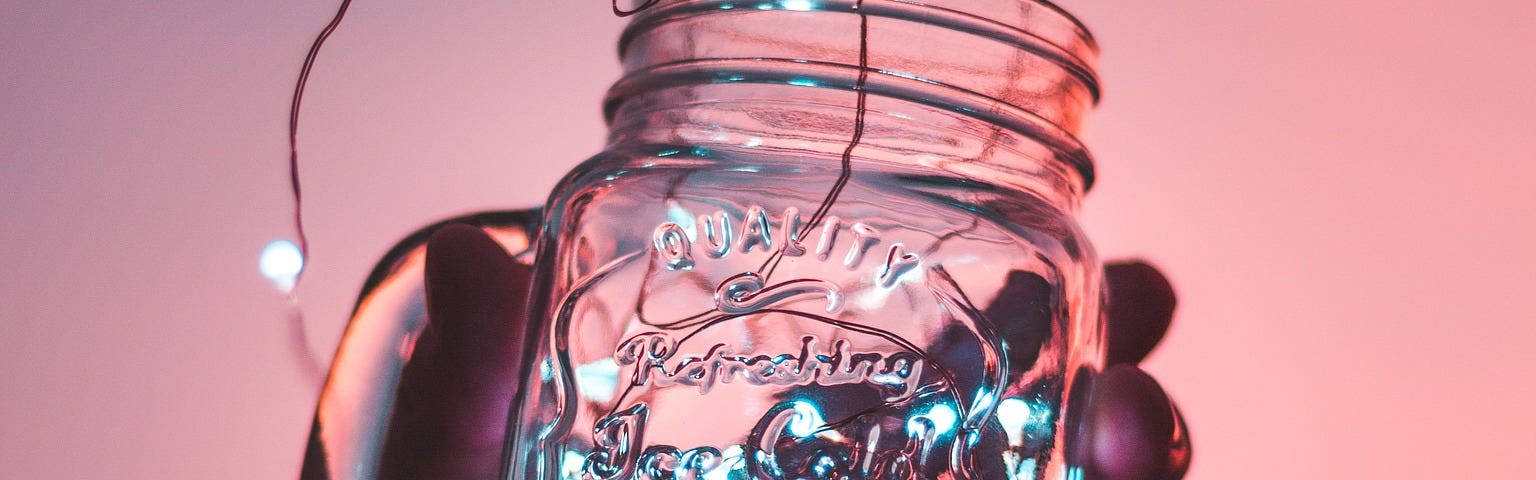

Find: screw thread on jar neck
<box><xmin>605</xmin><ymin>0</ymin><xmax>1100</xmax><ymax>193</ymax></box>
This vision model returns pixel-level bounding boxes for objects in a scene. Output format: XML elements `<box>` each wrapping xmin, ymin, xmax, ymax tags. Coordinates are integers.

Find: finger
<box><xmin>1103</xmin><ymin>261</ymin><xmax>1177</xmax><ymax>366</ymax></box>
<box><xmin>1081</xmin><ymin>365</ymin><xmax>1192</xmax><ymax>480</ymax></box>
<box><xmin>378</xmin><ymin>224</ymin><xmax>532</xmax><ymax>480</ymax></box>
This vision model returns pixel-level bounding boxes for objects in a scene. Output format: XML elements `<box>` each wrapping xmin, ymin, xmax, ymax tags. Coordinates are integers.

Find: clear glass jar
<box><xmin>511</xmin><ymin>1</ymin><xmax>1104</xmax><ymax>478</ymax></box>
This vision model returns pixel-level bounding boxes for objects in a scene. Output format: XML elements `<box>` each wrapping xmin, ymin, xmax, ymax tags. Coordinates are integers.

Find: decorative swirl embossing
<box><xmin>713</xmin><ymin>271</ymin><xmax>844</xmax><ymax>315</ymax></box>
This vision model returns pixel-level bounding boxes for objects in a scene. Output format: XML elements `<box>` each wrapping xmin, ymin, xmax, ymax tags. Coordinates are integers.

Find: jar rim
<box><xmin>616</xmin><ymin>0</ymin><xmax>1100</xmax><ymax>101</ymax></box>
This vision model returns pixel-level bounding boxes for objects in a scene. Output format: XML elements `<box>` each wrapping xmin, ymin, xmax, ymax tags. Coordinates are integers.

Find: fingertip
<box><xmin>424</xmin><ymin>223</ymin><xmax>531</xmax><ymax>317</ymax></box>
<box><xmin>1103</xmin><ymin>260</ymin><xmax>1177</xmax><ymax>365</ymax></box>
<box><xmin>419</xmin><ymin>222</ymin><xmax>530</xmax><ymax>373</ymax></box>
<box><xmin>425</xmin><ymin>223</ymin><xmax>515</xmax><ymax>281</ymax></box>
<box><xmin>1083</xmin><ymin>365</ymin><xmax>1184</xmax><ymax>480</ymax></box>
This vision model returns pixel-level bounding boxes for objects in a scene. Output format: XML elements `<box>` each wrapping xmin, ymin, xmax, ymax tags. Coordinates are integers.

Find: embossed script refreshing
<box><xmin>616</xmin><ymin>332</ymin><xmax>926</xmax><ymax>399</ymax></box>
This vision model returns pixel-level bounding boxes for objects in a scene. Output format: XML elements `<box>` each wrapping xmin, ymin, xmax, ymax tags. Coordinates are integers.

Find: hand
<box><xmin>1073</xmin><ymin>262</ymin><xmax>1193</xmax><ymax>480</ymax></box>
<box><xmin>372</xmin><ymin>224</ymin><xmax>1191</xmax><ymax>479</ymax></box>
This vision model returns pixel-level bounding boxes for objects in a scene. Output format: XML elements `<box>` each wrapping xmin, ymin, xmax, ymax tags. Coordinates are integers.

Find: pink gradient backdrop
<box><xmin>2</xmin><ymin>1</ymin><xmax>1532</xmax><ymax>478</ymax></box>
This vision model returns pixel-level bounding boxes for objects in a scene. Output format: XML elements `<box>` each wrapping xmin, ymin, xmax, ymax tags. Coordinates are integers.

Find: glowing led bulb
<box><xmin>260</xmin><ymin>239</ymin><xmax>304</xmax><ymax>293</ymax></box>
<box><xmin>788</xmin><ymin>400</ymin><xmax>827</xmax><ymax>437</ymax></box>
<box><xmin>908</xmin><ymin>403</ymin><xmax>958</xmax><ymax>436</ymax></box>
<box><xmin>781</xmin><ymin>0</ymin><xmax>814</xmax><ymax>11</ymax></box>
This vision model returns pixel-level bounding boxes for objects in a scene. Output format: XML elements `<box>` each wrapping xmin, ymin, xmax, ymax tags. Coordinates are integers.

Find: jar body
<box><xmin>509</xmin><ymin>141</ymin><xmax>1101</xmax><ymax>479</ymax></box>
<box><xmin>507</xmin><ymin>2</ymin><xmax>1104</xmax><ymax>478</ymax></box>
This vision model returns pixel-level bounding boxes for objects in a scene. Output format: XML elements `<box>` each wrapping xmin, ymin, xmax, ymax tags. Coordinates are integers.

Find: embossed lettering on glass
<box><xmin>509</xmin><ymin>1</ymin><xmax>1105</xmax><ymax>478</ymax></box>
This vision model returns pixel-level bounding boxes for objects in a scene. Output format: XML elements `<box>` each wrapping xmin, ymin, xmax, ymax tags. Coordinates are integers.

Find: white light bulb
<box><xmin>260</xmin><ymin>239</ymin><xmax>304</xmax><ymax>293</ymax></box>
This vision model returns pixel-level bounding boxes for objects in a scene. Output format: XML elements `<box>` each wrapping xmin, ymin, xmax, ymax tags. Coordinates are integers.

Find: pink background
<box><xmin>3</xmin><ymin>1</ymin><xmax>1533</xmax><ymax>478</ymax></box>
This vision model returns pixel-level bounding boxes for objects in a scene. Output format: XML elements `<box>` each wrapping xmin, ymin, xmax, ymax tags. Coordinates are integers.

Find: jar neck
<box><xmin>604</xmin><ymin>0</ymin><xmax>1100</xmax><ymax>204</ymax></box>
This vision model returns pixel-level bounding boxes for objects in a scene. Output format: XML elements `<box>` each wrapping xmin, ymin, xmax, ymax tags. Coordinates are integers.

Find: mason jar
<box><xmin>511</xmin><ymin>1</ymin><xmax>1105</xmax><ymax>478</ymax></box>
